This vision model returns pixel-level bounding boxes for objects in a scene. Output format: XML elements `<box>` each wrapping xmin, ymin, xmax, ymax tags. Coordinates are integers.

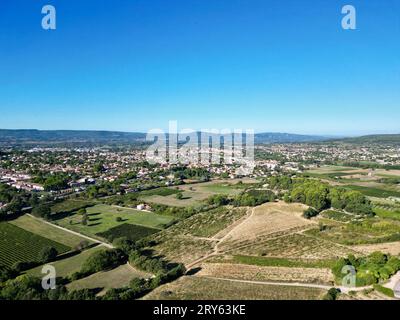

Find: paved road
<box><xmin>27</xmin><ymin>214</ymin><xmax>114</xmax><ymax>249</ymax></box>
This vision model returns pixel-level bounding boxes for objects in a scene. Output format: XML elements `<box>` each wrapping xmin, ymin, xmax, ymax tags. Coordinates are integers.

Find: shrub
<box><xmin>38</xmin><ymin>246</ymin><xmax>58</xmax><ymax>263</ymax></box>
<box><xmin>303</xmin><ymin>208</ymin><xmax>319</xmax><ymax>219</ymax></box>
<box><xmin>81</xmin><ymin>249</ymin><xmax>126</xmax><ymax>274</ymax></box>
<box><xmin>323</xmin><ymin>288</ymin><xmax>340</xmax><ymax>300</ymax></box>
<box><xmin>373</xmin><ymin>284</ymin><xmax>394</xmax><ymax>298</ymax></box>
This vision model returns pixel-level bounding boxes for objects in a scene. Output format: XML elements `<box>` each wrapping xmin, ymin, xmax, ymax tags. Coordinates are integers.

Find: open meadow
<box><xmin>26</xmin><ymin>245</ymin><xmax>104</xmax><ymax>278</ymax></box>
<box><xmin>140</xmin><ymin>179</ymin><xmax>257</xmax><ymax>207</ymax></box>
<box><xmin>55</xmin><ymin>204</ymin><xmax>175</xmax><ymax>240</ymax></box>
<box><xmin>9</xmin><ymin>214</ymin><xmax>91</xmax><ymax>248</ymax></box>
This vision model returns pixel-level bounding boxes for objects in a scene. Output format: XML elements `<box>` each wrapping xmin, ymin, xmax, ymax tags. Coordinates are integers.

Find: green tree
<box><xmin>32</xmin><ymin>204</ymin><xmax>52</xmax><ymax>219</ymax></box>
<box><xmin>38</xmin><ymin>246</ymin><xmax>58</xmax><ymax>263</ymax></box>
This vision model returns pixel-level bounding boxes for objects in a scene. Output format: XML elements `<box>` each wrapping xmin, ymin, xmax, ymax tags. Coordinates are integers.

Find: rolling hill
<box><xmin>0</xmin><ymin>129</ymin><xmax>327</xmax><ymax>147</ymax></box>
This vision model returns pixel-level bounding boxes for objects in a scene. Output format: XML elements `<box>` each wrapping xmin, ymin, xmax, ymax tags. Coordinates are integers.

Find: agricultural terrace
<box><xmin>196</xmin><ymin>263</ymin><xmax>334</xmax><ymax>285</ymax></box>
<box><xmin>306</xmin><ymin>216</ymin><xmax>400</xmax><ymax>246</ymax></box>
<box><xmin>140</xmin><ymin>179</ymin><xmax>257</xmax><ymax>207</ymax></box>
<box><xmin>217</xmin><ymin>202</ymin><xmax>314</xmax><ymax>252</ymax></box>
<box><xmin>142</xmin><ymin>276</ymin><xmax>327</xmax><ymax>300</ymax></box>
<box><xmin>0</xmin><ymin>222</ymin><xmax>70</xmax><ymax>268</ymax></box>
<box><xmin>67</xmin><ymin>264</ymin><xmax>150</xmax><ymax>295</ymax></box>
<box><xmin>55</xmin><ymin>204</ymin><xmax>175</xmax><ymax>240</ymax></box>
<box><xmin>149</xmin><ymin>206</ymin><xmax>248</xmax><ymax>264</ymax></box>
<box><xmin>9</xmin><ymin>214</ymin><xmax>92</xmax><ymax>248</ymax></box>
<box><xmin>226</xmin><ymin>232</ymin><xmax>358</xmax><ymax>261</ymax></box>
<box><xmin>306</xmin><ymin>165</ymin><xmax>400</xmax><ymax>178</ymax></box>
<box><xmin>26</xmin><ymin>246</ymin><xmax>104</xmax><ymax>278</ymax></box>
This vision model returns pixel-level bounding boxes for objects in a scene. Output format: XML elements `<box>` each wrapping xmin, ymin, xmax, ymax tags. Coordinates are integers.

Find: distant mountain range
<box><xmin>0</xmin><ymin>129</ymin><xmax>399</xmax><ymax>147</ymax></box>
<box><xmin>254</xmin><ymin>132</ymin><xmax>326</xmax><ymax>144</ymax></box>
<box><xmin>330</xmin><ymin>134</ymin><xmax>400</xmax><ymax>145</ymax></box>
<box><xmin>0</xmin><ymin>129</ymin><xmax>326</xmax><ymax>147</ymax></box>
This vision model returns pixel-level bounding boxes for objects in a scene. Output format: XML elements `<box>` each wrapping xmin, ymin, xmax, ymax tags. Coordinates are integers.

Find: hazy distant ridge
<box><xmin>0</xmin><ymin>129</ymin><xmax>326</xmax><ymax>146</ymax></box>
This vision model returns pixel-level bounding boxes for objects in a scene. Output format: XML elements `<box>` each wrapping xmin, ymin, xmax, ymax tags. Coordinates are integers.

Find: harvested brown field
<box><xmin>230</xmin><ymin>233</ymin><xmax>358</xmax><ymax>260</ymax></box>
<box><xmin>351</xmin><ymin>242</ymin><xmax>400</xmax><ymax>256</ymax></box>
<box><xmin>151</xmin><ymin>234</ymin><xmax>216</xmax><ymax>265</ymax></box>
<box><xmin>196</xmin><ymin>263</ymin><xmax>334</xmax><ymax>285</ymax></box>
<box><xmin>142</xmin><ymin>276</ymin><xmax>327</xmax><ymax>300</ymax></box>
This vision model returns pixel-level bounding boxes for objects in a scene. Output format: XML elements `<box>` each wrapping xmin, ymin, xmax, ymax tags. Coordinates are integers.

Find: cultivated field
<box><xmin>51</xmin><ymin>199</ymin><xmax>95</xmax><ymax>214</ymax></box>
<box><xmin>67</xmin><ymin>263</ymin><xmax>150</xmax><ymax>295</ymax></box>
<box><xmin>142</xmin><ymin>276</ymin><xmax>327</xmax><ymax>300</ymax></box>
<box><xmin>9</xmin><ymin>214</ymin><xmax>91</xmax><ymax>248</ymax></box>
<box><xmin>169</xmin><ymin>206</ymin><xmax>248</xmax><ymax>238</ymax></box>
<box><xmin>306</xmin><ymin>217</ymin><xmax>400</xmax><ymax>245</ymax></box>
<box><xmin>26</xmin><ymin>246</ymin><xmax>105</xmax><ymax>278</ymax></box>
<box><xmin>351</xmin><ymin>242</ymin><xmax>400</xmax><ymax>256</ymax></box>
<box><xmin>55</xmin><ymin>204</ymin><xmax>175</xmax><ymax>239</ymax></box>
<box><xmin>217</xmin><ymin>202</ymin><xmax>314</xmax><ymax>252</ymax></box>
<box><xmin>150</xmin><ymin>207</ymin><xmax>248</xmax><ymax>265</ymax></box>
<box><xmin>141</xmin><ymin>179</ymin><xmax>257</xmax><ymax>207</ymax></box>
<box><xmin>0</xmin><ymin>222</ymin><xmax>70</xmax><ymax>268</ymax></box>
<box><xmin>227</xmin><ymin>232</ymin><xmax>358</xmax><ymax>260</ymax></box>
<box><xmin>196</xmin><ymin>263</ymin><xmax>334</xmax><ymax>285</ymax></box>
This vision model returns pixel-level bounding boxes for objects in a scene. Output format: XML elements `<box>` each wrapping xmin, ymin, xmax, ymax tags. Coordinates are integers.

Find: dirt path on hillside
<box><xmin>186</xmin><ymin>208</ymin><xmax>255</xmax><ymax>269</ymax></box>
<box><xmin>192</xmin><ymin>275</ymin><xmax>373</xmax><ymax>293</ymax></box>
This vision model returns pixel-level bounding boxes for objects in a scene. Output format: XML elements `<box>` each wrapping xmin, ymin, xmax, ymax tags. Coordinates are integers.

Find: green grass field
<box><xmin>199</xmin><ymin>182</ymin><xmax>249</xmax><ymax>194</ymax></box>
<box><xmin>26</xmin><ymin>246</ymin><xmax>104</xmax><ymax>278</ymax></box>
<box><xmin>51</xmin><ymin>199</ymin><xmax>95</xmax><ymax>214</ymax></box>
<box><xmin>231</xmin><ymin>255</ymin><xmax>335</xmax><ymax>269</ymax></box>
<box><xmin>320</xmin><ymin>210</ymin><xmax>356</xmax><ymax>222</ymax></box>
<box><xmin>67</xmin><ymin>264</ymin><xmax>150</xmax><ymax>294</ymax></box>
<box><xmin>139</xmin><ymin>188</ymin><xmax>180</xmax><ymax>197</ymax></box>
<box><xmin>9</xmin><ymin>215</ymin><xmax>91</xmax><ymax>248</ymax></box>
<box><xmin>373</xmin><ymin>207</ymin><xmax>400</xmax><ymax>220</ymax></box>
<box><xmin>55</xmin><ymin>204</ymin><xmax>175</xmax><ymax>239</ymax></box>
<box><xmin>141</xmin><ymin>191</ymin><xmax>206</xmax><ymax>207</ymax></box>
<box><xmin>141</xmin><ymin>180</ymin><xmax>253</xmax><ymax>207</ymax></box>
<box><xmin>306</xmin><ymin>217</ymin><xmax>400</xmax><ymax>245</ymax></box>
<box><xmin>306</xmin><ymin>165</ymin><xmax>359</xmax><ymax>174</ymax></box>
<box><xmin>344</xmin><ymin>185</ymin><xmax>400</xmax><ymax>198</ymax></box>
<box><xmin>0</xmin><ymin>222</ymin><xmax>70</xmax><ymax>268</ymax></box>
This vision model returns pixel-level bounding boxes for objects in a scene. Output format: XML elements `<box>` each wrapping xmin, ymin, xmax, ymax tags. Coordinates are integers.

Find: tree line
<box><xmin>268</xmin><ymin>175</ymin><xmax>374</xmax><ymax>216</ymax></box>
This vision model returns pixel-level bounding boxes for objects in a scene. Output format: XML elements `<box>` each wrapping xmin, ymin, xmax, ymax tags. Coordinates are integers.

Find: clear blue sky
<box><xmin>0</xmin><ymin>0</ymin><xmax>399</xmax><ymax>135</ymax></box>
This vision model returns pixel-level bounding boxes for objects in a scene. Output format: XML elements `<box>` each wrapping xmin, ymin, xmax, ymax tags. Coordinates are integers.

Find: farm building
<box><xmin>136</xmin><ymin>204</ymin><xmax>152</xmax><ymax>211</ymax></box>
